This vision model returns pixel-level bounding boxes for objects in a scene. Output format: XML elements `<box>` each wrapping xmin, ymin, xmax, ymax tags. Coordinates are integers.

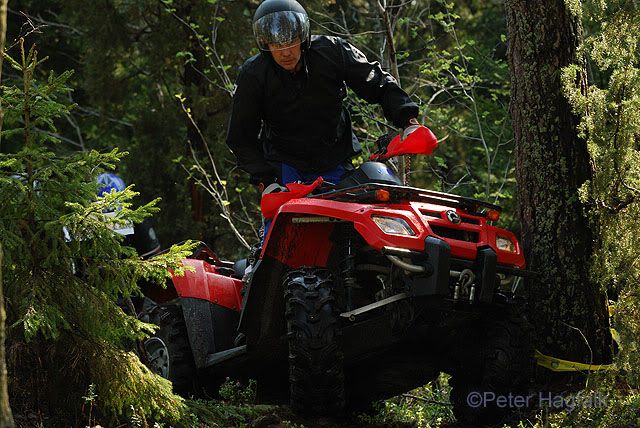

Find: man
<box><xmin>226</xmin><ymin>0</ymin><xmax>421</xmax><ymax>188</ymax></box>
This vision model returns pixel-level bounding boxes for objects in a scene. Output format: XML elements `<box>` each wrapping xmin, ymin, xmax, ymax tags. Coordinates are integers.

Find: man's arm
<box><xmin>339</xmin><ymin>39</ymin><xmax>419</xmax><ymax>127</ymax></box>
<box><xmin>226</xmin><ymin>67</ymin><xmax>277</xmax><ymax>184</ymax></box>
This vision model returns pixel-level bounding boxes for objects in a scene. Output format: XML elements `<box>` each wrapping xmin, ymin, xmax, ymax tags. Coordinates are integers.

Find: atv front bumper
<box><xmin>386</xmin><ymin>236</ymin><xmax>534</xmax><ymax>304</ymax></box>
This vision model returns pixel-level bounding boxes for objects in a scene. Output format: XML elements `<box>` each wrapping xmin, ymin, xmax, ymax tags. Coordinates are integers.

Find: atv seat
<box><xmin>334</xmin><ymin>162</ymin><xmax>403</xmax><ymax>189</ymax></box>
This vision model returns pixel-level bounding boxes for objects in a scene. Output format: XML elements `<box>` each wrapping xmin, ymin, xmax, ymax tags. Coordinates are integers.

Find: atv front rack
<box><xmin>311</xmin><ymin>183</ymin><xmax>501</xmax><ymax>217</ymax></box>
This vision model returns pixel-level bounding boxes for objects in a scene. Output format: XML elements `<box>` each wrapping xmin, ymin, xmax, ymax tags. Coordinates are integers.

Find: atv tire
<box><xmin>284</xmin><ymin>268</ymin><xmax>345</xmax><ymax>414</ymax></box>
<box><xmin>144</xmin><ymin>303</ymin><xmax>196</xmax><ymax>394</ymax></box>
<box><xmin>449</xmin><ymin>307</ymin><xmax>534</xmax><ymax>425</ymax></box>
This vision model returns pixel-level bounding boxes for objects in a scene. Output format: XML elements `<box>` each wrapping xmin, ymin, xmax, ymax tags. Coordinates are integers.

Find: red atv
<box><xmin>140</xmin><ymin>127</ymin><xmax>534</xmax><ymax>423</ymax></box>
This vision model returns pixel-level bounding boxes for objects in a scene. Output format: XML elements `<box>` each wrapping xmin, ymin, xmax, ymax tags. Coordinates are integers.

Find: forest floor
<box><xmin>180</xmin><ymin>374</ymin><xmax>558</xmax><ymax>428</ymax></box>
<box><xmin>9</xmin><ymin>372</ymin><xmax>614</xmax><ymax>427</ymax></box>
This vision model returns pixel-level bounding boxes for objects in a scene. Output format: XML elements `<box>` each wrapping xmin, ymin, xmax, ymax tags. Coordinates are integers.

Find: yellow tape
<box><xmin>534</xmin><ymin>350</ymin><xmax>614</xmax><ymax>372</ymax></box>
<box><xmin>610</xmin><ymin>328</ymin><xmax>621</xmax><ymax>349</ymax></box>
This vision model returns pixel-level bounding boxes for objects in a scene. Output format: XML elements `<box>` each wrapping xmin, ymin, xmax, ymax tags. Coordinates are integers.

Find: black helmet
<box><xmin>253</xmin><ymin>0</ymin><xmax>310</xmax><ymax>51</ymax></box>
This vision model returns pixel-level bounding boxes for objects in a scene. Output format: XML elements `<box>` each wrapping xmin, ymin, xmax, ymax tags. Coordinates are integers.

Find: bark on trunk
<box><xmin>0</xmin><ymin>0</ymin><xmax>16</xmax><ymax>425</ymax></box>
<box><xmin>0</xmin><ymin>244</ymin><xmax>14</xmax><ymax>428</ymax></box>
<box><xmin>506</xmin><ymin>0</ymin><xmax>610</xmax><ymax>364</ymax></box>
<box><xmin>0</xmin><ymin>0</ymin><xmax>5</xmax><ymax>140</ymax></box>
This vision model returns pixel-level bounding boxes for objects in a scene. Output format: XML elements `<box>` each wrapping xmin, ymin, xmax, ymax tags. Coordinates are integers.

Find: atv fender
<box><xmin>179</xmin><ymin>297</ymin><xmax>239</xmax><ymax>368</ymax></box>
<box><xmin>171</xmin><ymin>259</ymin><xmax>243</xmax><ymax>311</ymax></box>
<box><xmin>238</xmin><ymin>255</ymin><xmax>289</xmax><ymax>360</ymax></box>
<box><xmin>167</xmin><ymin>259</ymin><xmax>243</xmax><ymax>368</ymax></box>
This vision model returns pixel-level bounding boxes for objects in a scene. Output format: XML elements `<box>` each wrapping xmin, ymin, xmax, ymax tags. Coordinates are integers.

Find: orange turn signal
<box><xmin>486</xmin><ymin>209</ymin><xmax>501</xmax><ymax>222</ymax></box>
<box><xmin>375</xmin><ymin>189</ymin><xmax>391</xmax><ymax>202</ymax></box>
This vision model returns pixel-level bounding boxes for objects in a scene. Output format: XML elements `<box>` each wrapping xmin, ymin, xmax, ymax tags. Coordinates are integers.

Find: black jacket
<box><xmin>226</xmin><ymin>35</ymin><xmax>419</xmax><ymax>182</ymax></box>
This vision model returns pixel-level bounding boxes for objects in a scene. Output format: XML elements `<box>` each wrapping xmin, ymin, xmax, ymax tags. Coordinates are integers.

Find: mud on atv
<box><xmin>139</xmin><ymin>127</ymin><xmax>535</xmax><ymax>424</ymax></box>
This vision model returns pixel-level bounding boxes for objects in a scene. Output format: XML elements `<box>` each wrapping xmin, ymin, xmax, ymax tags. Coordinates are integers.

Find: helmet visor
<box><xmin>253</xmin><ymin>11</ymin><xmax>309</xmax><ymax>51</ymax></box>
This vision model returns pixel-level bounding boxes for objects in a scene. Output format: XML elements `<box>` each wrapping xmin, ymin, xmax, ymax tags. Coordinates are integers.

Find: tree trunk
<box><xmin>0</xmin><ymin>0</ymin><xmax>5</xmax><ymax>140</ymax></box>
<box><xmin>0</xmin><ymin>0</ymin><xmax>16</xmax><ymax>425</ymax></box>
<box><xmin>179</xmin><ymin>3</ymin><xmax>206</xmax><ymax>236</ymax></box>
<box><xmin>0</xmin><ymin>244</ymin><xmax>14</xmax><ymax>428</ymax></box>
<box><xmin>506</xmin><ymin>0</ymin><xmax>610</xmax><ymax>365</ymax></box>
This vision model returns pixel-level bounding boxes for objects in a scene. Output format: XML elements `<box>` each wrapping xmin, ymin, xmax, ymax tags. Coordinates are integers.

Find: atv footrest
<box><xmin>204</xmin><ymin>345</ymin><xmax>247</xmax><ymax>367</ymax></box>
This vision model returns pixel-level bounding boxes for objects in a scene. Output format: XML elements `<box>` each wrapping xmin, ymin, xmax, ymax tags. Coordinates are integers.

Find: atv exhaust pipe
<box><xmin>385</xmin><ymin>255</ymin><xmax>426</xmax><ymax>273</ymax></box>
<box><xmin>382</xmin><ymin>246</ymin><xmax>426</xmax><ymax>274</ymax></box>
<box><xmin>382</xmin><ymin>246</ymin><xmax>477</xmax><ymax>303</ymax></box>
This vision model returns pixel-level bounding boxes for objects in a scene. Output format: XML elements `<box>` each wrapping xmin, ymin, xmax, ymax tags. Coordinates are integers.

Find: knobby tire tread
<box><xmin>284</xmin><ymin>268</ymin><xmax>345</xmax><ymax>415</ymax></box>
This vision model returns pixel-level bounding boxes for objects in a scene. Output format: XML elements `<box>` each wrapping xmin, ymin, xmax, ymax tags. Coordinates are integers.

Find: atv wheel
<box><xmin>144</xmin><ymin>303</ymin><xmax>195</xmax><ymax>394</ymax></box>
<box><xmin>284</xmin><ymin>268</ymin><xmax>345</xmax><ymax>414</ymax></box>
<box><xmin>449</xmin><ymin>308</ymin><xmax>534</xmax><ymax>425</ymax></box>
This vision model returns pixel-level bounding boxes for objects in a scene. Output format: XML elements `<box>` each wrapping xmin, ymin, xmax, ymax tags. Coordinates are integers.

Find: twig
<box><xmin>210</xmin><ymin>3</ymin><xmax>234</xmax><ymax>94</ymax></box>
<box><xmin>8</xmin><ymin>8</ymin><xmax>84</xmax><ymax>36</ymax></box>
<box><xmin>72</xmin><ymin>103</ymin><xmax>133</xmax><ymax>128</ymax></box>
<box><xmin>401</xmin><ymin>393</ymin><xmax>452</xmax><ymax>406</ymax></box>
<box><xmin>33</xmin><ymin>127</ymin><xmax>84</xmax><ymax>149</ymax></box>
<box><xmin>439</xmin><ymin>4</ymin><xmax>494</xmax><ymax>198</ymax></box>
<box><xmin>178</xmin><ymin>100</ymin><xmax>252</xmax><ymax>250</ymax></box>
<box><xmin>561</xmin><ymin>321</ymin><xmax>594</xmax><ymax>387</ymax></box>
<box><xmin>160</xmin><ymin>1</ymin><xmax>234</xmax><ymax>96</ymax></box>
<box><xmin>494</xmin><ymin>156</ymin><xmax>513</xmax><ymax>205</ymax></box>
<box><xmin>64</xmin><ymin>113</ymin><xmax>85</xmax><ymax>152</ymax></box>
<box><xmin>6</xmin><ymin>11</ymin><xmax>43</xmax><ymax>50</ymax></box>
<box><xmin>376</xmin><ymin>0</ymin><xmax>400</xmax><ymax>83</ymax></box>
<box><xmin>236</xmin><ymin>192</ymin><xmax>259</xmax><ymax>238</ymax></box>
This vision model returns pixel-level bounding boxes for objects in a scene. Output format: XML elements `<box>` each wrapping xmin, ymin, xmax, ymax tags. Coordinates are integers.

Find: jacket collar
<box><xmin>263</xmin><ymin>50</ymin><xmax>309</xmax><ymax>79</ymax></box>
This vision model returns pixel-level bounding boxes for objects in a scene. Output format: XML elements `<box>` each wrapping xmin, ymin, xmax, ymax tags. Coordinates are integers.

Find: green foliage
<box><xmin>218</xmin><ymin>378</ymin><xmax>257</xmax><ymax>405</ymax></box>
<box><xmin>0</xmin><ymin>40</ymin><xmax>195</xmax><ymax>424</ymax></box>
<box><xmin>176</xmin><ymin>381</ymin><xmax>271</xmax><ymax>428</ymax></box>
<box><xmin>571</xmin><ymin>390</ymin><xmax>640</xmax><ymax>428</ymax></box>
<box><xmin>82</xmin><ymin>383</ymin><xmax>97</xmax><ymax>427</ymax></box>
<box><xmin>89</xmin><ymin>345</ymin><xmax>185</xmax><ymax>423</ymax></box>
<box><xmin>562</xmin><ymin>0</ymin><xmax>640</xmax><ymax>378</ymax></box>
<box><xmin>499</xmin><ymin>383</ymin><xmax>640</xmax><ymax>428</ymax></box>
<box><xmin>420</xmin><ymin>1</ymin><xmax>515</xmax><ymax>214</ymax></box>
<box><xmin>180</xmin><ymin>399</ymin><xmax>276</xmax><ymax>428</ymax></box>
<box><xmin>357</xmin><ymin>373</ymin><xmax>454</xmax><ymax>427</ymax></box>
<box><xmin>0</xmin><ymin>1</ymin><xmax>528</xmax><ymax>422</ymax></box>
<box><xmin>560</xmin><ymin>1</ymin><xmax>640</xmax><ymax>426</ymax></box>
<box><xmin>341</xmin><ymin>0</ymin><xmax>517</xmax><ymax>224</ymax></box>
<box><xmin>4</xmin><ymin>0</ymin><xmax>521</xmax><ymax>257</ymax></box>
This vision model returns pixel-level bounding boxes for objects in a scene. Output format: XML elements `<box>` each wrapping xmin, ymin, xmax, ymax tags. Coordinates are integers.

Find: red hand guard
<box><xmin>260</xmin><ymin>177</ymin><xmax>324</xmax><ymax>220</ymax></box>
<box><xmin>370</xmin><ymin>125</ymin><xmax>438</xmax><ymax>161</ymax></box>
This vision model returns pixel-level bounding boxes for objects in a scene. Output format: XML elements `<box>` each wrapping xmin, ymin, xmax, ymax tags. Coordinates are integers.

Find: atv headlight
<box><xmin>496</xmin><ymin>236</ymin><xmax>516</xmax><ymax>253</ymax></box>
<box><xmin>372</xmin><ymin>215</ymin><xmax>415</xmax><ymax>236</ymax></box>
